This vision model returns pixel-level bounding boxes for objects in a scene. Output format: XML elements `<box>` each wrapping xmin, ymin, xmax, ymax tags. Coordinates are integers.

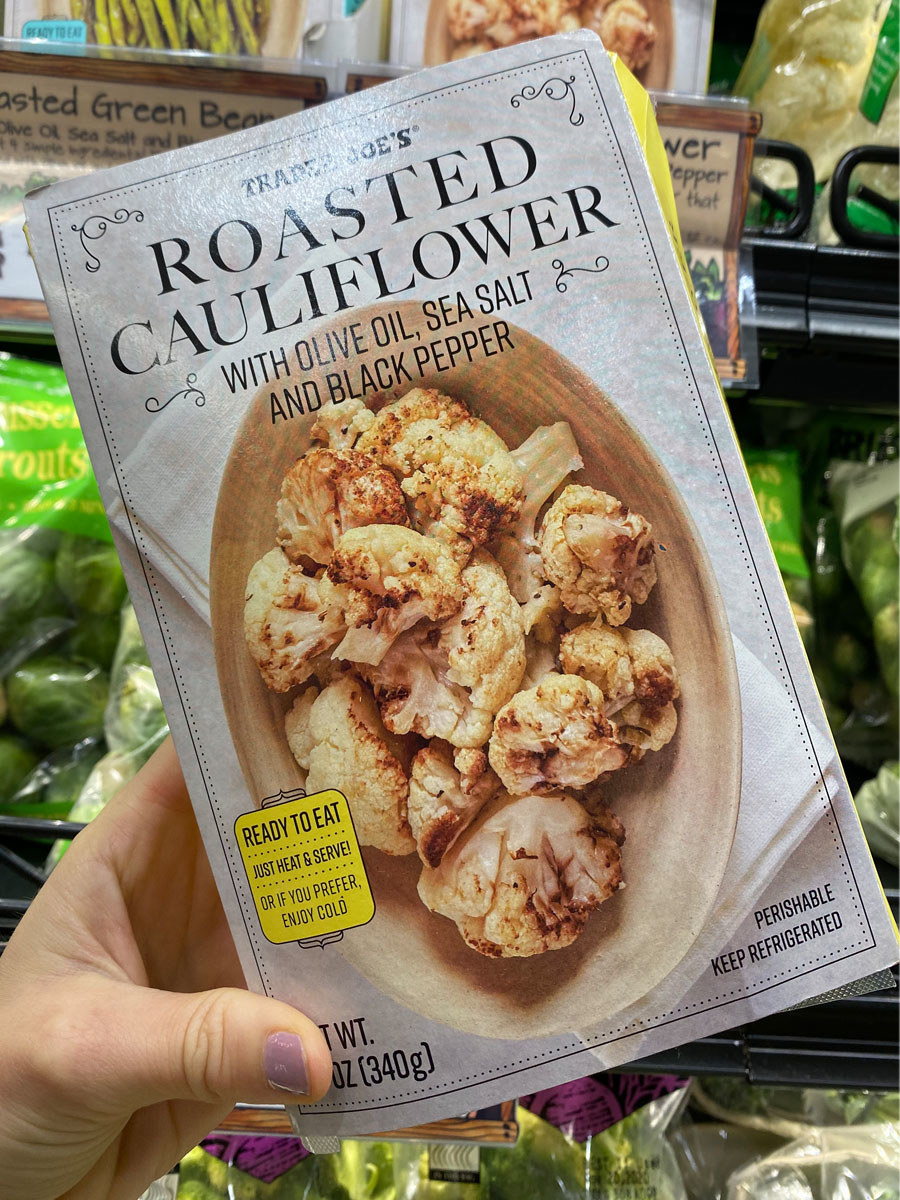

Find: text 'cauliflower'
<box><xmin>244</xmin><ymin>548</ymin><xmax>345</xmax><ymax>693</ymax></box>
<box><xmin>418</xmin><ymin>790</ymin><xmax>624</xmax><ymax>957</ymax></box>
<box><xmin>489</xmin><ymin>672</ymin><xmax>629</xmax><ymax>795</ymax></box>
<box><xmin>290</xmin><ymin>673</ymin><xmax>415</xmax><ymax>856</ymax></box>
<box><xmin>538</xmin><ymin>484</ymin><xmax>657</xmax><ymax>624</ymax></box>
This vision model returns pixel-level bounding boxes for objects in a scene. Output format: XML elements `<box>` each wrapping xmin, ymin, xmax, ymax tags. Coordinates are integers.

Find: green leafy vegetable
<box><xmin>54</xmin><ymin>534</ymin><xmax>128</xmax><ymax>616</ymax></box>
<box><xmin>482</xmin><ymin>1107</ymin><xmax>586</xmax><ymax>1198</ymax></box>
<box><xmin>0</xmin><ymin>544</ymin><xmax>66</xmax><ymax>651</ymax></box>
<box><xmin>0</xmin><ymin>733</ymin><xmax>39</xmax><ymax>802</ymax></box>
<box><xmin>7</xmin><ymin>655</ymin><xmax>109</xmax><ymax>749</ymax></box>
<box><xmin>854</xmin><ymin>761</ymin><xmax>899</xmax><ymax>866</ymax></box>
<box><xmin>64</xmin><ymin>612</ymin><xmax>122</xmax><ymax>669</ymax></box>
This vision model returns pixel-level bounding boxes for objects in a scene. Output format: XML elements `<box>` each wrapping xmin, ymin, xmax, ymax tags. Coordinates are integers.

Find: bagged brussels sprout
<box><xmin>0</xmin><ymin>355</ymin><xmax>134</xmax><ymax>822</ymax></box>
<box><xmin>854</xmin><ymin>761</ymin><xmax>900</xmax><ymax>866</ymax></box>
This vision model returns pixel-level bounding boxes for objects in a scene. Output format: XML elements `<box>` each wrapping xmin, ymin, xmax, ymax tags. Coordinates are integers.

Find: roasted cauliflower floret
<box><xmin>359</xmin><ymin>388</ymin><xmax>524</xmax><ymax>557</ymax></box>
<box><xmin>244</xmin><ymin>548</ymin><xmax>345</xmax><ymax>693</ymax></box>
<box><xmin>276</xmin><ymin>447</ymin><xmax>409</xmax><ymax>565</ymax></box>
<box><xmin>284</xmin><ymin>684</ymin><xmax>319</xmax><ymax>771</ymax></box>
<box><xmin>559</xmin><ymin>623</ymin><xmax>679</xmax><ymax>758</ymax></box>
<box><xmin>494</xmin><ymin>422</ymin><xmax>583</xmax><ymax>639</ymax></box>
<box><xmin>302</xmin><ymin>673</ymin><xmax>415</xmax><ymax>855</ymax></box>
<box><xmin>447</xmin><ymin>0</ymin><xmax>515</xmax><ymax>43</ymax></box>
<box><xmin>583</xmin><ymin>0</ymin><xmax>656</xmax><ymax>72</ymax></box>
<box><xmin>365</xmin><ymin>552</ymin><xmax>524</xmax><ymax>748</ymax></box>
<box><xmin>356</xmin><ymin>388</ymin><xmax>468</xmax><ymax>470</ymax></box>
<box><xmin>538</xmin><ymin>484</ymin><xmax>656</xmax><ymax>623</ymax></box>
<box><xmin>328</xmin><ymin>525</ymin><xmax>463</xmax><ymax>666</ymax></box>
<box><xmin>489</xmin><ymin>673</ymin><xmax>629</xmax><ymax>795</ymax></box>
<box><xmin>408</xmin><ymin>741</ymin><xmax>502</xmax><ymax>867</ymax></box>
<box><xmin>310</xmin><ymin>396</ymin><xmax>375</xmax><ymax>449</ymax></box>
<box><xmin>560</xmin><ymin>623</ymin><xmax>678</xmax><ymax>714</ymax></box>
<box><xmin>418</xmin><ymin>790</ymin><xmax>624</xmax><ymax>957</ymax></box>
<box><xmin>509</xmin><ymin>0</ymin><xmax>580</xmax><ymax>35</ymax></box>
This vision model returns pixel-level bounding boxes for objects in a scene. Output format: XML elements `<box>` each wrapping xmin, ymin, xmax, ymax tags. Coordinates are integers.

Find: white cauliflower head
<box><xmin>358</xmin><ymin>388</ymin><xmax>524</xmax><ymax>558</ymax></box>
<box><xmin>244</xmin><ymin>548</ymin><xmax>345</xmax><ymax>693</ymax></box>
<box><xmin>582</xmin><ymin>0</ymin><xmax>657</xmax><ymax>71</ymax></box>
<box><xmin>284</xmin><ymin>684</ymin><xmax>319</xmax><ymax>771</ymax></box>
<box><xmin>327</xmin><ymin>525</ymin><xmax>464</xmax><ymax>666</ymax></box>
<box><xmin>538</xmin><ymin>484</ymin><xmax>657</xmax><ymax>623</ymax></box>
<box><xmin>408</xmin><ymin>741</ymin><xmax>501</xmax><ymax>867</ymax></box>
<box><xmin>560</xmin><ymin>623</ymin><xmax>679</xmax><ymax>758</ymax></box>
<box><xmin>418</xmin><ymin>790</ymin><xmax>624</xmax><ymax>957</ymax></box>
<box><xmin>310</xmin><ymin>396</ymin><xmax>375</xmax><ymax>449</ymax></box>
<box><xmin>488</xmin><ymin>673</ymin><xmax>630</xmax><ymax>795</ymax></box>
<box><xmin>364</xmin><ymin>551</ymin><xmax>524</xmax><ymax>748</ymax></box>
<box><xmin>301</xmin><ymin>673</ymin><xmax>415</xmax><ymax>855</ymax></box>
<box><xmin>277</xmin><ymin>447</ymin><xmax>409</xmax><ymax>565</ymax></box>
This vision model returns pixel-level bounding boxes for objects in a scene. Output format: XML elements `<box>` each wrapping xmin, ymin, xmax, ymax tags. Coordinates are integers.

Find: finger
<box><xmin>19</xmin><ymin>975</ymin><xmax>333</xmax><ymax>1112</ymax></box>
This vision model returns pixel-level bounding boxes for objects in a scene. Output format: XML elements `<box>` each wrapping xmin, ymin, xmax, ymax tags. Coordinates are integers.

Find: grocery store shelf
<box><xmin>744</xmin><ymin>237</ymin><xmax>900</xmax><ymax>356</ymax></box>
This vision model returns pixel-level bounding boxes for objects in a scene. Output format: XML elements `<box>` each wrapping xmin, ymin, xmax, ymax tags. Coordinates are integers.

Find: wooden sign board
<box><xmin>0</xmin><ymin>48</ymin><xmax>325</xmax><ymax>332</ymax></box>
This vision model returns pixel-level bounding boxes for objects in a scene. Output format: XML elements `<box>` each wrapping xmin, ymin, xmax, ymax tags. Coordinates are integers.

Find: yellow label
<box><xmin>234</xmin><ymin>790</ymin><xmax>375</xmax><ymax>945</ymax></box>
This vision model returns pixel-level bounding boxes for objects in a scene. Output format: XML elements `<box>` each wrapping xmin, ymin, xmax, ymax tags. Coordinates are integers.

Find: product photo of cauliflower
<box><xmin>241</xmin><ymin>384</ymin><xmax>680</xmax><ymax>961</ymax></box>
<box><xmin>408</xmin><ymin>741</ymin><xmax>502</xmax><ymax>867</ymax></box>
<box><xmin>364</xmin><ymin>552</ymin><xmax>525</xmax><ymax>748</ymax></box>
<box><xmin>289</xmin><ymin>672</ymin><xmax>417</xmax><ymax>855</ymax></box>
<box><xmin>538</xmin><ymin>484</ymin><xmax>657</xmax><ymax>623</ymax></box>
<box><xmin>489</xmin><ymin>673</ymin><xmax>631</xmax><ymax>795</ymax></box>
<box><xmin>327</xmin><ymin>524</ymin><xmax>464</xmax><ymax>665</ymax></box>
<box><xmin>277</xmin><ymin>448</ymin><xmax>409</xmax><ymax>566</ymax></box>
<box><xmin>418</xmin><ymin>789</ymin><xmax>625</xmax><ymax>957</ymax></box>
<box><xmin>243</xmin><ymin>548</ymin><xmax>346</xmax><ymax>692</ymax></box>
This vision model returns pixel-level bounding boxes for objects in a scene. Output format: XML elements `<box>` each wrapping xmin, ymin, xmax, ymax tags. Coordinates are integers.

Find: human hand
<box><xmin>0</xmin><ymin>738</ymin><xmax>332</xmax><ymax>1200</ymax></box>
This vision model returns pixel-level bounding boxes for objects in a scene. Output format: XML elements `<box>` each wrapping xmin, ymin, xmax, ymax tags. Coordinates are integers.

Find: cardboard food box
<box><xmin>25</xmin><ymin>33</ymin><xmax>898</xmax><ymax>1138</ymax></box>
<box><xmin>390</xmin><ymin>0</ymin><xmax>715</xmax><ymax>93</ymax></box>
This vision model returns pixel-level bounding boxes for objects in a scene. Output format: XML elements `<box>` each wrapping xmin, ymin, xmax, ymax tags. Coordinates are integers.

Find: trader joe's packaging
<box><xmin>390</xmin><ymin>0</ymin><xmax>715</xmax><ymax>93</ymax></box>
<box><xmin>25</xmin><ymin>34</ymin><xmax>898</xmax><ymax>1136</ymax></box>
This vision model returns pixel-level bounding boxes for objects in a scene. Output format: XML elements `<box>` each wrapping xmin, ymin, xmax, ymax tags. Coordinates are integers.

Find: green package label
<box><xmin>744</xmin><ymin>447</ymin><xmax>809</xmax><ymax>579</ymax></box>
<box><xmin>860</xmin><ymin>0</ymin><xmax>899</xmax><ymax>124</ymax></box>
<box><xmin>0</xmin><ymin>358</ymin><xmax>111</xmax><ymax>543</ymax></box>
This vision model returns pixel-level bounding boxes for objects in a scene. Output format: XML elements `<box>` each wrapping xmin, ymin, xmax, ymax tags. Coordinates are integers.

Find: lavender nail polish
<box><xmin>265</xmin><ymin>1032</ymin><xmax>310</xmax><ymax>1095</ymax></box>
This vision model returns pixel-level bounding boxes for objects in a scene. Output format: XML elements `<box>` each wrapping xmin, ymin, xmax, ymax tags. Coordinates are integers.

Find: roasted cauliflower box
<box><xmin>26</xmin><ymin>33</ymin><xmax>898</xmax><ymax>1138</ymax></box>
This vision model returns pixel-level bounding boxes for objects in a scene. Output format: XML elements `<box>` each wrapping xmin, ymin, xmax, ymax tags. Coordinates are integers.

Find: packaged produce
<box><xmin>854</xmin><ymin>761</ymin><xmax>899</xmax><ymax>866</ymax></box>
<box><xmin>25</xmin><ymin>33</ymin><xmax>898</xmax><ymax>1136</ymax></box>
<box><xmin>390</xmin><ymin>0</ymin><xmax>715</xmax><ymax>92</ymax></box>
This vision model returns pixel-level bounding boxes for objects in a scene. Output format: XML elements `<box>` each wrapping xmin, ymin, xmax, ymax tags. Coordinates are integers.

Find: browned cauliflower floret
<box><xmin>408</xmin><ymin>741</ymin><xmax>502</xmax><ymax>867</ymax></box>
<box><xmin>356</xmin><ymin>388</ymin><xmax>468</xmax><ymax>470</ymax></box>
<box><xmin>418</xmin><ymin>790</ymin><xmax>624</xmax><ymax>957</ymax></box>
<box><xmin>277</xmin><ymin>447</ymin><xmax>409</xmax><ymax>565</ymax></box>
<box><xmin>447</xmin><ymin>0</ymin><xmax>516</xmax><ymax>42</ymax></box>
<box><xmin>559</xmin><ymin>623</ymin><xmax>679</xmax><ymax>759</ymax></box>
<box><xmin>359</xmin><ymin>389</ymin><xmax>524</xmax><ymax>558</ymax></box>
<box><xmin>300</xmin><ymin>673</ymin><xmax>415</xmax><ymax>855</ymax></box>
<box><xmin>582</xmin><ymin>0</ymin><xmax>656</xmax><ymax>72</ymax></box>
<box><xmin>244</xmin><ymin>548</ymin><xmax>345</xmax><ymax>693</ymax></box>
<box><xmin>509</xmin><ymin>0</ymin><xmax>580</xmax><ymax>35</ymax></box>
<box><xmin>284</xmin><ymin>684</ymin><xmax>319</xmax><ymax>771</ymax></box>
<box><xmin>327</xmin><ymin>525</ymin><xmax>463</xmax><ymax>666</ymax></box>
<box><xmin>364</xmin><ymin>552</ymin><xmax>524</xmax><ymax>748</ymax></box>
<box><xmin>489</xmin><ymin>673</ymin><xmax>629</xmax><ymax>795</ymax></box>
<box><xmin>538</xmin><ymin>484</ymin><xmax>656</xmax><ymax>623</ymax></box>
<box><xmin>310</xmin><ymin>396</ymin><xmax>375</xmax><ymax>449</ymax></box>
<box><xmin>494</xmin><ymin>422</ymin><xmax>582</xmax><ymax>639</ymax></box>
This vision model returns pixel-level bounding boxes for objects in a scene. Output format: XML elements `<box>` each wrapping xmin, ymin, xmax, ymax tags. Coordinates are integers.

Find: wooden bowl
<box><xmin>423</xmin><ymin>0</ymin><xmax>674</xmax><ymax>90</ymax></box>
<box><xmin>210</xmin><ymin>300</ymin><xmax>741</xmax><ymax>1040</ymax></box>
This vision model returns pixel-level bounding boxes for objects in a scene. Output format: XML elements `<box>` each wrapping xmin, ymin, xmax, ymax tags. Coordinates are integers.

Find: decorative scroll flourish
<box><xmin>145</xmin><ymin>373</ymin><xmax>206</xmax><ymax>414</ymax></box>
<box><xmin>71</xmin><ymin>209</ymin><xmax>143</xmax><ymax>272</ymax></box>
<box><xmin>510</xmin><ymin>75</ymin><xmax>583</xmax><ymax>126</ymax></box>
<box><xmin>298</xmin><ymin>931</ymin><xmax>345</xmax><ymax>950</ymax></box>
<box><xmin>553</xmin><ymin>255</ymin><xmax>610</xmax><ymax>293</ymax></box>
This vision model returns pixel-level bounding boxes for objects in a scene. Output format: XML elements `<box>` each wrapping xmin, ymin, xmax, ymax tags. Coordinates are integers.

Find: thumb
<box><xmin>28</xmin><ymin>976</ymin><xmax>333</xmax><ymax>1112</ymax></box>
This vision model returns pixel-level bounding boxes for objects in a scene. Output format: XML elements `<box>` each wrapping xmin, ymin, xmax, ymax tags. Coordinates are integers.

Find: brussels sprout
<box><xmin>845</xmin><ymin>508</ymin><xmax>896</xmax><ymax>577</ymax></box>
<box><xmin>0</xmin><ymin>733</ymin><xmax>39</xmax><ymax>802</ymax></box>
<box><xmin>858</xmin><ymin>539</ymin><xmax>899</xmax><ymax>619</ymax></box>
<box><xmin>7</xmin><ymin>655</ymin><xmax>109</xmax><ymax>749</ymax></box>
<box><xmin>65</xmin><ymin>612</ymin><xmax>121</xmax><ymax>669</ymax></box>
<box><xmin>111</xmin><ymin>604</ymin><xmax>151</xmax><ymax>675</ymax></box>
<box><xmin>832</xmin><ymin>632</ymin><xmax>870</xmax><ymax>680</ymax></box>
<box><xmin>874</xmin><ymin>601</ymin><xmax>899</xmax><ymax>698</ymax></box>
<box><xmin>0</xmin><ymin>544</ymin><xmax>66</xmax><ymax>649</ymax></box>
<box><xmin>54</xmin><ymin>534</ymin><xmax>127</xmax><ymax>616</ymax></box>
<box><xmin>107</xmin><ymin>663</ymin><xmax>167</xmax><ymax>754</ymax></box>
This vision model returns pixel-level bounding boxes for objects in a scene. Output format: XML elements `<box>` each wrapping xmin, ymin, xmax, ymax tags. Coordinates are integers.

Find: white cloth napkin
<box><xmin>580</xmin><ymin>632</ymin><xmax>839</xmax><ymax>1039</ymax></box>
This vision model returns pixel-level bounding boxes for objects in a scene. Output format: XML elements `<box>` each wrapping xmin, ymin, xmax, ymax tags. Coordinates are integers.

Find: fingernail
<box><xmin>264</xmin><ymin>1032</ymin><xmax>309</xmax><ymax>1095</ymax></box>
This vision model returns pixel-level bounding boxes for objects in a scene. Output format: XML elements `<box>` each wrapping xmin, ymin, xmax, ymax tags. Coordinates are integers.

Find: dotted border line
<box><xmin>48</xmin><ymin>47</ymin><xmax>875</xmax><ymax>1109</ymax></box>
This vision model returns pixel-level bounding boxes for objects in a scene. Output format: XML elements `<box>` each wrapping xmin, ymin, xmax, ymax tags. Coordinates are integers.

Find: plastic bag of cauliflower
<box><xmin>243</xmin><ymin>388</ymin><xmax>680</xmax><ymax>961</ymax></box>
